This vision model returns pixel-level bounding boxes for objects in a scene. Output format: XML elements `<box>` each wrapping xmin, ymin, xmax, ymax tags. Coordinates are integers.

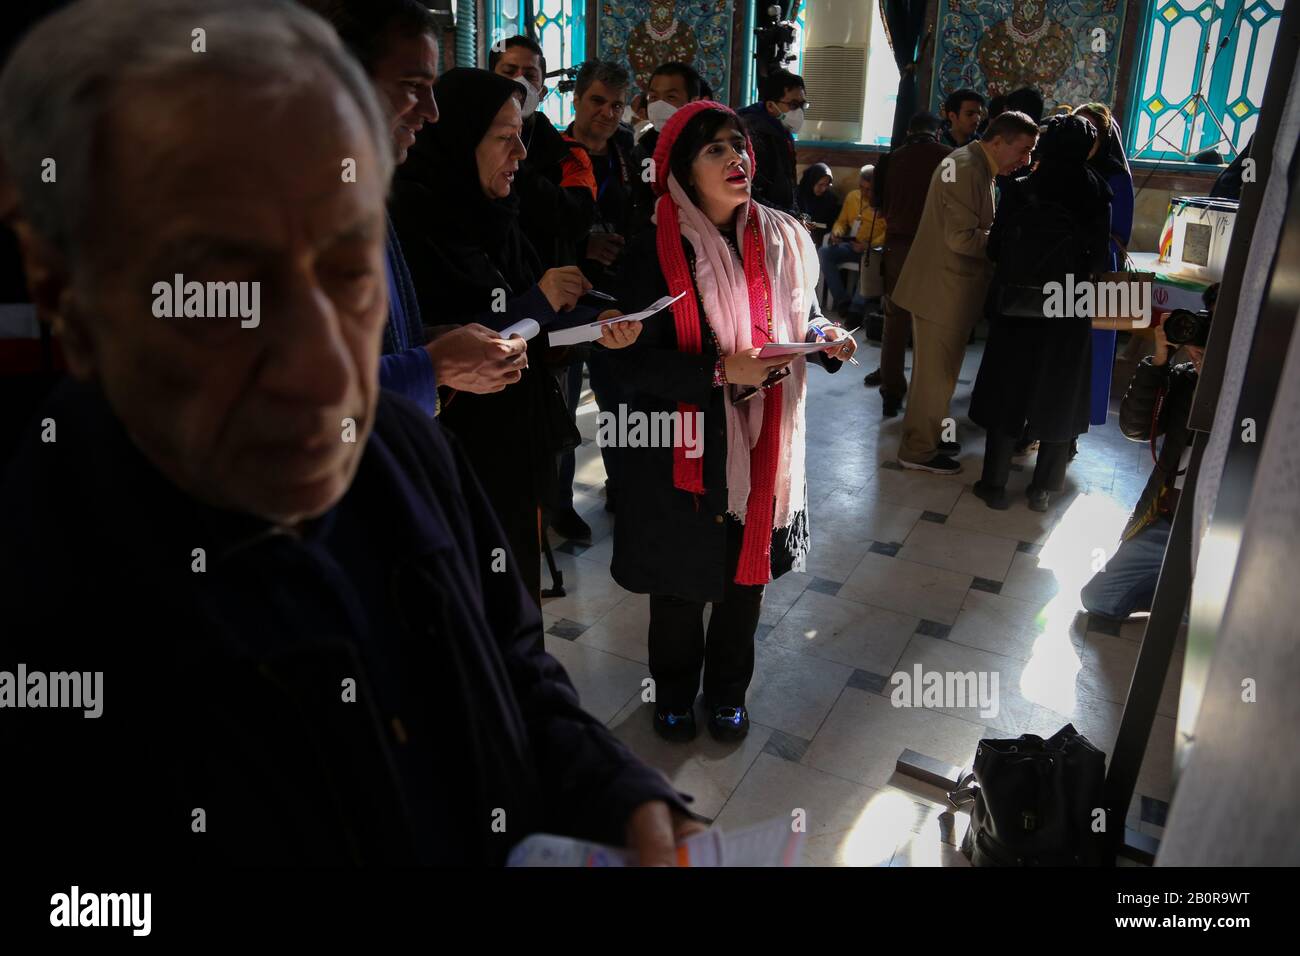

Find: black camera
<box><xmin>754</xmin><ymin>4</ymin><xmax>797</xmax><ymax>77</ymax></box>
<box><xmin>548</xmin><ymin>66</ymin><xmax>578</xmax><ymax>96</ymax></box>
<box><xmin>1162</xmin><ymin>308</ymin><xmax>1212</xmax><ymax>348</ymax></box>
<box><xmin>1160</xmin><ymin>281</ymin><xmax>1217</xmax><ymax>349</ymax></box>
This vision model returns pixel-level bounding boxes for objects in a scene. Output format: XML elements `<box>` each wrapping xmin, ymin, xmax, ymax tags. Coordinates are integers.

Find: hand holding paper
<box><xmin>548</xmin><ymin>291</ymin><xmax>685</xmax><ymax>347</ymax></box>
<box><xmin>499</xmin><ymin>318</ymin><xmax>540</xmax><ymax>341</ymax></box>
<box><xmin>596</xmin><ymin>312</ymin><xmax>642</xmax><ymax>349</ymax></box>
<box><xmin>506</xmin><ymin>816</ymin><xmax>805</xmax><ymax>867</ymax></box>
<box><xmin>425</xmin><ymin>323</ymin><xmax>527</xmax><ymax>394</ymax></box>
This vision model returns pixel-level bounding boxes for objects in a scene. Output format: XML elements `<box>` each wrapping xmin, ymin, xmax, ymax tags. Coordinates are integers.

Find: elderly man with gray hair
<box><xmin>0</xmin><ymin>0</ymin><xmax>701</xmax><ymax>866</ymax></box>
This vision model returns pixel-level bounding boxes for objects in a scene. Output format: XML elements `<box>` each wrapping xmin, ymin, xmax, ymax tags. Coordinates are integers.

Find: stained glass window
<box><xmin>488</xmin><ymin>0</ymin><xmax>587</xmax><ymax>128</ymax></box>
<box><xmin>1127</xmin><ymin>0</ymin><xmax>1282</xmax><ymax>162</ymax></box>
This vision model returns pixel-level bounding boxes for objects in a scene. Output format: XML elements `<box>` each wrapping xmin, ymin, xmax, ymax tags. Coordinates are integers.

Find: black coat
<box><xmin>391</xmin><ymin>112</ymin><xmax>599</xmax><ymax>598</ymax></box>
<box><xmin>738</xmin><ymin>103</ymin><xmax>799</xmax><ymax>216</ymax></box>
<box><xmin>0</xmin><ymin>381</ymin><xmax>694</xmax><ymax>866</ymax></box>
<box><xmin>969</xmin><ymin>171</ymin><xmax>1112</xmax><ymax>443</ymax></box>
<box><xmin>606</xmin><ymin>225</ymin><xmax>839</xmax><ymax>603</ymax></box>
<box><xmin>516</xmin><ymin>111</ymin><xmax>596</xmax><ymax>269</ymax></box>
<box><xmin>797</xmin><ymin>163</ymin><xmax>841</xmax><ymax>248</ymax></box>
<box><xmin>567</xmin><ymin>123</ymin><xmax>637</xmax><ymax>284</ymax></box>
<box><xmin>627</xmin><ymin>127</ymin><xmax>659</xmax><ymax>240</ymax></box>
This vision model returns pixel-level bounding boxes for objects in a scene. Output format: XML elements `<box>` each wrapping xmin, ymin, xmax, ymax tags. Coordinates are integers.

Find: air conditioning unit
<box><xmin>802</xmin><ymin>46</ymin><xmax>866</xmax><ymax>141</ymax></box>
<box><xmin>800</xmin><ymin>0</ymin><xmax>872</xmax><ymax>142</ymax></box>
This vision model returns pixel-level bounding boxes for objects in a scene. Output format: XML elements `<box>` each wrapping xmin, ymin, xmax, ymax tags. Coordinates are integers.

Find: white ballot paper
<box><xmin>498</xmin><ymin>318</ymin><xmax>540</xmax><ymax>341</ymax></box>
<box><xmin>547</xmin><ymin>292</ymin><xmax>686</xmax><ymax>347</ymax></box>
<box><xmin>756</xmin><ymin>340</ymin><xmax>840</xmax><ymax>358</ymax></box>
<box><xmin>506</xmin><ymin>816</ymin><xmax>803</xmax><ymax>867</ymax></box>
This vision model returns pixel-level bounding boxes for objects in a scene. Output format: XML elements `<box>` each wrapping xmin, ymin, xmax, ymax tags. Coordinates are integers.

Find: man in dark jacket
<box><xmin>565</xmin><ymin>59</ymin><xmax>636</xmax><ymax>284</ymax></box>
<box><xmin>560</xmin><ymin>59</ymin><xmax>638</xmax><ymax>530</ymax></box>
<box><xmin>737</xmin><ymin>69</ymin><xmax>807</xmax><ymax>216</ymax></box>
<box><xmin>1081</xmin><ymin>325</ymin><xmax>1205</xmax><ymax>620</ymax></box>
<box><xmin>0</xmin><ymin>0</ymin><xmax>698</xmax><ymax>866</ymax></box>
<box><xmin>865</xmin><ymin>111</ymin><xmax>951</xmax><ymax>416</ymax></box>
<box><xmin>307</xmin><ymin>0</ymin><xmax>528</xmax><ymax>410</ymax></box>
<box><xmin>490</xmin><ymin>35</ymin><xmax>595</xmax><ymax>270</ymax></box>
<box><xmin>628</xmin><ymin>61</ymin><xmax>705</xmax><ymax>237</ymax></box>
<box><xmin>939</xmin><ymin>88</ymin><xmax>985</xmax><ymax>149</ymax></box>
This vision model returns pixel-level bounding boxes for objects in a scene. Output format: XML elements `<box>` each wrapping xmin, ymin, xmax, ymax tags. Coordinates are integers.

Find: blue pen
<box><xmin>813</xmin><ymin>325</ymin><xmax>860</xmax><ymax>366</ymax></box>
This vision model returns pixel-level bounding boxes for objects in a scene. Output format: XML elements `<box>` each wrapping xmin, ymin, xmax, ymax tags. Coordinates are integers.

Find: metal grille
<box><xmin>801</xmin><ymin>46</ymin><xmax>867</xmax><ymax>124</ymax></box>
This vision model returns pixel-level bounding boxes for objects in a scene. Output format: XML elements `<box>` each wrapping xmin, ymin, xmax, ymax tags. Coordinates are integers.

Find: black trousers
<box><xmin>647</xmin><ymin>520</ymin><xmax>764</xmax><ymax>713</ymax></box>
<box><xmin>982</xmin><ymin>430</ymin><xmax>1071</xmax><ymax>492</ymax></box>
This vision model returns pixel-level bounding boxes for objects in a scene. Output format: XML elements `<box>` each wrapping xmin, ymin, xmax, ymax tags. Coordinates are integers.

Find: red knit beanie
<box><xmin>650</xmin><ymin>100</ymin><xmax>757</xmax><ymax>197</ymax></box>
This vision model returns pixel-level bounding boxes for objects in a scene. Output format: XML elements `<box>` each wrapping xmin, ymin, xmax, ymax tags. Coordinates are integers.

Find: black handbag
<box><xmin>538</xmin><ymin>368</ymin><xmax>582</xmax><ymax>455</ymax></box>
<box><xmin>992</xmin><ymin>180</ymin><xmax>1092</xmax><ymax>319</ymax></box>
<box><xmin>995</xmin><ymin>283</ymin><xmax>1057</xmax><ymax>318</ymax></box>
<box><xmin>950</xmin><ymin>723</ymin><xmax>1108</xmax><ymax>866</ymax></box>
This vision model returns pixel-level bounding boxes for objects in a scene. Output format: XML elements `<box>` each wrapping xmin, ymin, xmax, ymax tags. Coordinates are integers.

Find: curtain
<box><xmin>880</xmin><ymin>0</ymin><xmax>928</xmax><ymax>148</ymax></box>
<box><xmin>455</xmin><ymin>0</ymin><xmax>476</xmax><ymax>68</ymax></box>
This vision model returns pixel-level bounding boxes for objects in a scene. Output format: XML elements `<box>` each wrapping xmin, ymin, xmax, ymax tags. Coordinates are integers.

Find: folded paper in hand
<box><xmin>505</xmin><ymin>815</ymin><xmax>804</xmax><ymax>867</ymax></box>
<box><xmin>547</xmin><ymin>292</ymin><xmax>686</xmax><ymax>347</ymax></box>
<box><xmin>498</xmin><ymin>318</ymin><xmax>540</xmax><ymax>341</ymax></box>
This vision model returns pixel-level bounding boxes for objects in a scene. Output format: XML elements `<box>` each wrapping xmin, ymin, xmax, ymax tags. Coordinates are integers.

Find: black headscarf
<box><xmin>1036</xmin><ymin>114</ymin><xmax>1095</xmax><ymax>164</ymax></box>
<box><xmin>1030</xmin><ymin>114</ymin><xmax>1111</xmax><ymax>212</ymax></box>
<box><xmin>797</xmin><ymin>162</ymin><xmax>839</xmax><ymax>226</ymax></box>
<box><xmin>1080</xmin><ymin>112</ymin><xmax>1131</xmax><ymax>181</ymax></box>
<box><xmin>398</xmin><ymin>68</ymin><xmax>530</xmax><ymax>268</ymax></box>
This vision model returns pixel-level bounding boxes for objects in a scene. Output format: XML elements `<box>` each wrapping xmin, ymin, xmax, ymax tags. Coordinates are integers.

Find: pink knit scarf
<box><xmin>654</xmin><ymin>174</ymin><xmax>817</xmax><ymax>585</ymax></box>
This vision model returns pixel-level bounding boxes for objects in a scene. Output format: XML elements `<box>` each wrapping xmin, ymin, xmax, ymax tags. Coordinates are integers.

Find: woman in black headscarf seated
<box><xmin>391</xmin><ymin>68</ymin><xmax>641</xmax><ymax>602</ymax></box>
<box><xmin>796</xmin><ymin>162</ymin><xmax>840</xmax><ymax>247</ymax></box>
<box><xmin>969</xmin><ymin>114</ymin><xmax>1112</xmax><ymax>513</ymax></box>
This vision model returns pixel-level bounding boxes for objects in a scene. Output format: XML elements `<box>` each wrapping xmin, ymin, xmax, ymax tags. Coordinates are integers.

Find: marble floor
<box><xmin>540</xmin><ymin>336</ymin><xmax>1180</xmax><ymax>866</ymax></box>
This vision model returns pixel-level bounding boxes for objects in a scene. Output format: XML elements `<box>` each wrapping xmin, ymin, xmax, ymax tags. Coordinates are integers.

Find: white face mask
<box><xmin>647</xmin><ymin>99</ymin><xmax>678</xmax><ymax>131</ymax></box>
<box><xmin>621</xmin><ymin>105</ymin><xmax>635</xmax><ymax>125</ymax></box>
<box><xmin>512</xmin><ymin>76</ymin><xmax>540</xmax><ymax>119</ymax></box>
<box><xmin>780</xmin><ymin>106</ymin><xmax>805</xmax><ymax>134</ymax></box>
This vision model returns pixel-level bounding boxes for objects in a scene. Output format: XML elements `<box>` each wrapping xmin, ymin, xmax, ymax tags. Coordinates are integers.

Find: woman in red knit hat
<box><xmin>608</xmin><ymin>101</ymin><xmax>856</xmax><ymax>743</ymax></box>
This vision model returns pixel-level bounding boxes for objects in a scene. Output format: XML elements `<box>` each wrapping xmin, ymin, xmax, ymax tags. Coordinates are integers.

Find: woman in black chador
<box><xmin>970</xmin><ymin>114</ymin><xmax>1112</xmax><ymax>512</ymax></box>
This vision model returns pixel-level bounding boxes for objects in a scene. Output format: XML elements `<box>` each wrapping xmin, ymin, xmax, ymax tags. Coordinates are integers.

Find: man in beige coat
<box><xmin>892</xmin><ymin>110</ymin><xmax>1040</xmax><ymax>473</ymax></box>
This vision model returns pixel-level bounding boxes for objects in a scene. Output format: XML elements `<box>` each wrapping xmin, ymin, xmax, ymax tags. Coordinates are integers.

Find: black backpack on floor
<box><xmin>950</xmin><ymin>724</ymin><xmax>1109</xmax><ymax>866</ymax></box>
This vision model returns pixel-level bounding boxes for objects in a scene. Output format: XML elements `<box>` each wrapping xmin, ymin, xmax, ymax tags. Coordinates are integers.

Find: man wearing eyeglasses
<box><xmin>737</xmin><ymin>69</ymin><xmax>808</xmax><ymax>216</ymax></box>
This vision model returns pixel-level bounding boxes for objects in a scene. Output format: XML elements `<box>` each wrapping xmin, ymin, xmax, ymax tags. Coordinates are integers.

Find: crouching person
<box><xmin>1081</xmin><ymin>324</ymin><xmax>1205</xmax><ymax>621</ymax></box>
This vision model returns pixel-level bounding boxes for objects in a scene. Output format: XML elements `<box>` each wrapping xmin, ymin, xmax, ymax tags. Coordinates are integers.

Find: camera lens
<box><xmin>1163</xmin><ymin>308</ymin><xmax>1210</xmax><ymax>348</ymax></box>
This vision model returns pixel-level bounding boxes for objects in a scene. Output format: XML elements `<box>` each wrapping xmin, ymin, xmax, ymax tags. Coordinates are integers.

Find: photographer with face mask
<box><xmin>1080</xmin><ymin>293</ymin><xmax>1213</xmax><ymax>622</ymax></box>
<box><xmin>737</xmin><ymin>69</ymin><xmax>807</xmax><ymax>217</ymax></box>
<box><xmin>629</xmin><ymin>61</ymin><xmax>705</xmax><ymax>238</ymax></box>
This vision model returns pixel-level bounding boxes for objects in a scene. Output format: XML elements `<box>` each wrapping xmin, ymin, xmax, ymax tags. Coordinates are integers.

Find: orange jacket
<box><xmin>559</xmin><ymin>136</ymin><xmax>597</xmax><ymax>200</ymax></box>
